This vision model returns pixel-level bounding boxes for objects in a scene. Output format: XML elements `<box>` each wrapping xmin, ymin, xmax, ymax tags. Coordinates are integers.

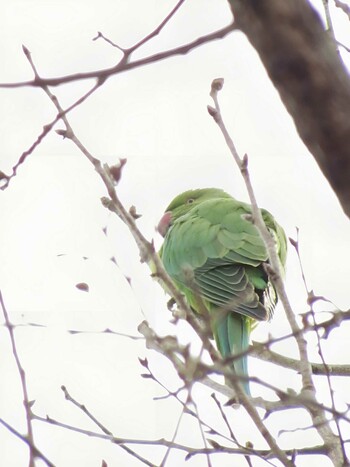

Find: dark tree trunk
<box><xmin>229</xmin><ymin>0</ymin><xmax>350</xmax><ymax>218</ymax></box>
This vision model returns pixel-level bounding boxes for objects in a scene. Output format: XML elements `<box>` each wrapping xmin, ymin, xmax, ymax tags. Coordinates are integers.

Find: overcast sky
<box><xmin>0</xmin><ymin>1</ymin><xmax>350</xmax><ymax>466</ymax></box>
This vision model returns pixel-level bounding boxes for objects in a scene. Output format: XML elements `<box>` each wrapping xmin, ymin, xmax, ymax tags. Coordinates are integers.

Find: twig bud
<box><xmin>211</xmin><ymin>78</ymin><xmax>224</xmax><ymax>92</ymax></box>
<box><xmin>207</xmin><ymin>105</ymin><xmax>217</xmax><ymax>117</ymax></box>
<box><xmin>109</xmin><ymin>158</ymin><xmax>127</xmax><ymax>184</ymax></box>
<box><xmin>56</xmin><ymin>129</ymin><xmax>68</xmax><ymax>138</ymax></box>
<box><xmin>129</xmin><ymin>205</ymin><xmax>141</xmax><ymax>219</ymax></box>
<box><xmin>75</xmin><ymin>282</ymin><xmax>89</xmax><ymax>292</ymax></box>
<box><xmin>22</xmin><ymin>45</ymin><xmax>31</xmax><ymax>57</ymax></box>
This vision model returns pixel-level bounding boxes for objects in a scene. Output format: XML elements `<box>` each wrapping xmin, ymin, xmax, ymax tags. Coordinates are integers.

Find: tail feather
<box><xmin>214</xmin><ymin>312</ymin><xmax>251</xmax><ymax>395</ymax></box>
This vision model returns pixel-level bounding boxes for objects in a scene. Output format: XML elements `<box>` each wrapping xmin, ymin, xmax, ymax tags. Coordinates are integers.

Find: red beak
<box><xmin>157</xmin><ymin>211</ymin><xmax>172</xmax><ymax>237</ymax></box>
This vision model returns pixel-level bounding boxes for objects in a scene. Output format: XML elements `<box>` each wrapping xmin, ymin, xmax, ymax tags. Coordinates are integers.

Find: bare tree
<box><xmin>1</xmin><ymin>1</ymin><xmax>349</xmax><ymax>466</ymax></box>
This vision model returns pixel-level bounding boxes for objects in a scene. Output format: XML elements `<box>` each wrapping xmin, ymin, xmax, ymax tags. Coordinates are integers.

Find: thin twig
<box><xmin>0</xmin><ymin>291</ymin><xmax>53</xmax><ymax>467</ymax></box>
<box><xmin>31</xmin><ymin>413</ymin><xmax>329</xmax><ymax>460</ymax></box>
<box><xmin>0</xmin><ymin>24</ymin><xmax>235</xmax><ymax>89</ymax></box>
<box><xmin>0</xmin><ymin>418</ymin><xmax>54</xmax><ymax>467</ymax></box>
<box><xmin>5</xmin><ymin>317</ymin><xmax>350</xmax><ymax>375</ymax></box>
<box><xmin>1</xmin><ymin>48</ymin><xmax>102</xmax><ymax>190</ymax></box>
<box><xmin>192</xmin><ymin>398</ymin><xmax>213</xmax><ymax>467</ymax></box>
<box><xmin>61</xmin><ymin>385</ymin><xmax>112</xmax><ymax>435</ymax></box>
<box><xmin>60</xmin><ymin>386</ymin><xmax>154</xmax><ymax>466</ymax></box>
<box><xmin>94</xmin><ymin>0</ymin><xmax>186</xmax><ymax>54</ymax></box>
<box><xmin>334</xmin><ymin>0</ymin><xmax>350</xmax><ymax>19</ymax></box>
<box><xmin>250</xmin><ymin>341</ymin><xmax>350</xmax><ymax>376</ymax></box>
<box><xmin>127</xmin><ymin>0</ymin><xmax>186</xmax><ymax>53</ymax></box>
<box><xmin>159</xmin><ymin>398</ymin><xmax>187</xmax><ymax>466</ymax></box>
<box><xmin>211</xmin><ymin>393</ymin><xmax>237</xmax><ymax>443</ymax></box>
<box><xmin>291</xmin><ymin>232</ymin><xmax>348</xmax><ymax>464</ymax></box>
<box><xmin>139</xmin><ymin>358</ymin><xmax>243</xmax><ymax>449</ymax></box>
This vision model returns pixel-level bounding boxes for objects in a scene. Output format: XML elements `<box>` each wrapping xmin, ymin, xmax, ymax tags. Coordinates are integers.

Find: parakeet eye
<box><xmin>187</xmin><ymin>198</ymin><xmax>194</xmax><ymax>204</ymax></box>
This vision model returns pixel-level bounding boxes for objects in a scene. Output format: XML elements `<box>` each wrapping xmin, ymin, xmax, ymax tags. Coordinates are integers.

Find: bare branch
<box><xmin>208</xmin><ymin>78</ymin><xmax>344</xmax><ymax>466</ymax></box>
<box><xmin>127</xmin><ymin>0</ymin><xmax>186</xmax><ymax>53</ymax></box>
<box><xmin>0</xmin><ymin>418</ymin><xmax>54</xmax><ymax>467</ymax></box>
<box><xmin>0</xmin><ymin>24</ymin><xmax>235</xmax><ymax>89</ymax></box>
<box><xmin>209</xmin><ymin>79</ymin><xmax>313</xmax><ymax>394</ymax></box>
<box><xmin>31</xmin><ymin>412</ymin><xmax>331</xmax><ymax>461</ymax></box>
<box><xmin>334</xmin><ymin>0</ymin><xmax>350</xmax><ymax>20</ymax></box>
<box><xmin>250</xmin><ymin>341</ymin><xmax>350</xmax><ymax>376</ymax></box>
<box><xmin>291</xmin><ymin>231</ymin><xmax>348</xmax><ymax>463</ymax></box>
<box><xmin>0</xmin><ymin>291</ymin><xmax>53</xmax><ymax>467</ymax></box>
<box><xmin>0</xmin><ymin>55</ymin><xmax>102</xmax><ymax>190</ymax></box>
<box><xmin>59</xmin><ymin>385</ymin><xmax>154</xmax><ymax>466</ymax></box>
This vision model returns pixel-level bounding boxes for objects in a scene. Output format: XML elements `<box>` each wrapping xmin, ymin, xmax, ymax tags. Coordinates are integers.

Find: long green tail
<box><xmin>213</xmin><ymin>312</ymin><xmax>251</xmax><ymax>396</ymax></box>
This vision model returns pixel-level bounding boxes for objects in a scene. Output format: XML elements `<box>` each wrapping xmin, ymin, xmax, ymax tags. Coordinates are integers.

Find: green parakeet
<box><xmin>158</xmin><ymin>188</ymin><xmax>287</xmax><ymax>395</ymax></box>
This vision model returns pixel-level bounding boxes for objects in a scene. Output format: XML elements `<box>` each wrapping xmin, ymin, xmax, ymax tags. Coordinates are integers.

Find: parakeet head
<box><xmin>157</xmin><ymin>188</ymin><xmax>231</xmax><ymax>237</ymax></box>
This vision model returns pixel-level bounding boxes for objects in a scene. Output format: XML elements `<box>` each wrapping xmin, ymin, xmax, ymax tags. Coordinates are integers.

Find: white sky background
<box><xmin>0</xmin><ymin>1</ymin><xmax>350</xmax><ymax>466</ymax></box>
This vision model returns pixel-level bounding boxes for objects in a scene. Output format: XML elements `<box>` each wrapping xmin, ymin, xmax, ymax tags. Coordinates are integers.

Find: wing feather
<box><xmin>161</xmin><ymin>196</ymin><xmax>281</xmax><ymax>321</ymax></box>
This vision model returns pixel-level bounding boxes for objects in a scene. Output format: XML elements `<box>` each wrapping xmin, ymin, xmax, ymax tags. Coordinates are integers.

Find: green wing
<box><xmin>161</xmin><ymin>197</ymin><xmax>286</xmax><ymax>321</ymax></box>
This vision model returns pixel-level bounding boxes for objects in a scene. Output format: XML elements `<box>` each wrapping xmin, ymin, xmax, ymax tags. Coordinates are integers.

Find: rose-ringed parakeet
<box><xmin>157</xmin><ymin>188</ymin><xmax>287</xmax><ymax>395</ymax></box>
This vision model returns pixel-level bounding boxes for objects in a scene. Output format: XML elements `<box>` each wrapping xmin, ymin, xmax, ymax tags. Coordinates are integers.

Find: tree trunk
<box><xmin>229</xmin><ymin>0</ymin><xmax>350</xmax><ymax>218</ymax></box>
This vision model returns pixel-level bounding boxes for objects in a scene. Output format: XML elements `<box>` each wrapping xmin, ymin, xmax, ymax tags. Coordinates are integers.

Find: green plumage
<box><xmin>158</xmin><ymin>188</ymin><xmax>287</xmax><ymax>395</ymax></box>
